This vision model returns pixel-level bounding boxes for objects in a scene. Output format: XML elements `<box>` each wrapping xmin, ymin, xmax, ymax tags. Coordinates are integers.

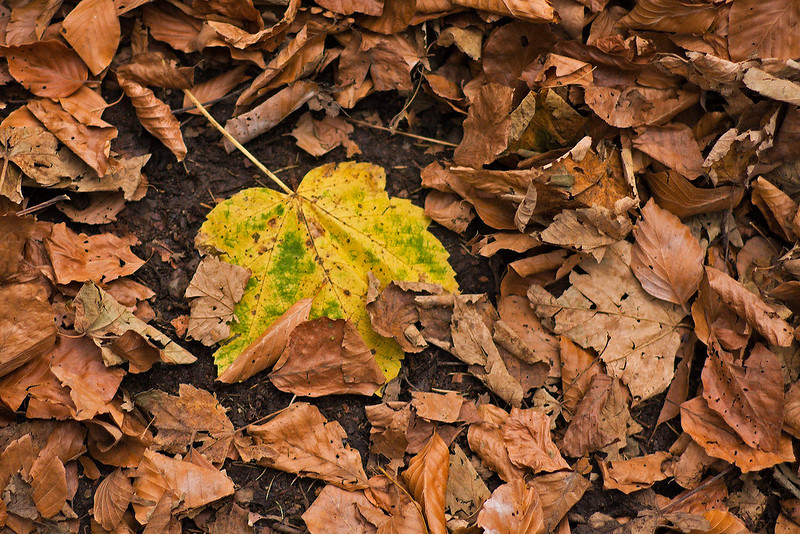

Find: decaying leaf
<box><xmin>599</xmin><ymin>452</ymin><xmax>671</xmax><ymax>494</ymax></box>
<box><xmin>0</xmin><ymin>282</ymin><xmax>57</xmax><ymax>377</ymax></box>
<box><xmin>477</xmin><ymin>479</ymin><xmax>545</xmax><ymax>534</ymax></box>
<box><xmin>197</xmin><ymin>162</ymin><xmax>458</xmax><ymax>381</ymax></box>
<box><xmin>446</xmin><ymin>443</ymin><xmax>490</xmax><ymax>520</ymax></box>
<box><xmin>303</xmin><ymin>484</ymin><xmax>388</xmax><ymax>533</ymax></box>
<box><xmin>93</xmin><ymin>469</ymin><xmax>133</xmax><ymax>531</ymax></box>
<box><xmin>529</xmin><ymin>241</ymin><xmax>684</xmax><ymax>403</ymax></box>
<box><xmin>237</xmin><ymin>402</ymin><xmax>369</xmax><ymax>489</ymax></box>
<box><xmin>503</xmin><ymin>408</ymin><xmax>569</xmax><ymax>473</ymax></box>
<box><xmin>402</xmin><ymin>432</ymin><xmax>449</xmax><ymax>534</ymax></box>
<box><xmin>269</xmin><ymin>317</ymin><xmax>386</xmax><ymax>396</ymax></box>
<box><xmin>185</xmin><ymin>256</ymin><xmax>251</xmax><ymax>346</ymax></box>
<box><xmin>61</xmin><ymin>0</ymin><xmax>120</xmax><ymax>75</ymax></box>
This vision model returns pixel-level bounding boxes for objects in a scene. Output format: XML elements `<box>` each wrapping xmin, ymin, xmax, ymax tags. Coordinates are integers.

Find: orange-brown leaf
<box><xmin>632</xmin><ymin>199</ymin><xmax>704</xmax><ymax>308</ymax></box>
<box><xmin>402</xmin><ymin>432</ymin><xmax>449</xmax><ymax>534</ymax></box>
<box><xmin>116</xmin><ymin>73</ymin><xmax>186</xmax><ymax>161</ymax></box>
<box><xmin>29</xmin><ymin>450</ymin><xmax>67</xmax><ymax>518</ymax></box>
<box><xmin>182</xmin><ymin>66</ymin><xmax>250</xmax><ymax>115</ymax></box>
<box><xmin>94</xmin><ymin>469</ymin><xmax>134</xmax><ymax>531</ymax></box>
<box><xmin>477</xmin><ymin>479</ymin><xmax>545</xmax><ymax>534</ymax></box>
<box><xmin>0</xmin><ymin>282</ymin><xmax>56</xmax><ymax>377</ymax></box>
<box><xmin>644</xmin><ymin>171</ymin><xmax>744</xmax><ymax>219</ymax></box>
<box><xmin>705</xmin><ymin>266</ymin><xmax>793</xmax><ymax>347</ymax></box>
<box><xmin>0</xmin><ymin>40</ymin><xmax>87</xmax><ymax>98</ymax></box>
<box><xmin>61</xmin><ymin>0</ymin><xmax>120</xmax><ymax>75</ymax></box>
<box><xmin>452</xmin><ymin>0</ymin><xmax>556</xmax><ymax>22</ymax></box>
<box><xmin>468</xmin><ymin>404</ymin><xmax>525</xmax><ymax>482</ymax></box>
<box><xmin>269</xmin><ymin>318</ymin><xmax>386</xmax><ymax>397</ymax></box>
<box><xmin>503</xmin><ymin>408</ymin><xmax>569</xmax><ymax>473</ymax></box>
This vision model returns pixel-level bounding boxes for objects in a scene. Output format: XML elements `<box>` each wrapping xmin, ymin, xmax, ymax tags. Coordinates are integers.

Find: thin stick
<box><xmin>182</xmin><ymin>89</ymin><xmax>293</xmax><ymax>195</ymax></box>
<box><xmin>17</xmin><ymin>194</ymin><xmax>70</xmax><ymax>216</ymax></box>
<box><xmin>344</xmin><ymin>117</ymin><xmax>459</xmax><ymax>148</ymax></box>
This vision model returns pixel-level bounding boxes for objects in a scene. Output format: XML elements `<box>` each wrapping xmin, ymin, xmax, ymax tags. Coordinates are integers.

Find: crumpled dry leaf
<box><xmin>728</xmin><ymin>0</ymin><xmax>800</xmax><ymax>61</ymax></box>
<box><xmin>365</xmin><ymin>401</ymin><xmax>412</xmax><ymax>463</ymax></box>
<box><xmin>477</xmin><ymin>479</ymin><xmax>545</xmax><ymax>534</ymax></box>
<box><xmin>402</xmin><ymin>432</ymin><xmax>449</xmax><ymax>534</ymax></box>
<box><xmin>468</xmin><ymin>404</ymin><xmax>525</xmax><ymax>482</ymax></box>
<box><xmin>182</xmin><ymin>65</ymin><xmax>250</xmax><ymax>115</ymax></box>
<box><xmin>136</xmin><ymin>384</ymin><xmax>234</xmax><ymax>464</ymax></box>
<box><xmin>454</xmin><ymin>0</ymin><xmax>556</xmax><ymax>22</ymax></box>
<box><xmin>681</xmin><ymin>396</ymin><xmax>794</xmax><ymax>472</ymax></box>
<box><xmin>116</xmin><ymin>73</ymin><xmax>187</xmax><ymax>161</ymax></box>
<box><xmin>632</xmin><ymin>124</ymin><xmax>705</xmax><ymax>179</ymax></box>
<box><xmin>599</xmin><ymin>451</ymin><xmax>671</xmax><ymax>494</ymax></box>
<box><xmin>116</xmin><ymin>52</ymin><xmax>194</xmax><ymax>90</ymax></box>
<box><xmin>702</xmin><ymin>343</ymin><xmax>784</xmax><ymax>452</ymax></box>
<box><xmin>559</xmin><ymin>336</ymin><xmax>601</xmax><ymax>419</ymax></box>
<box><xmin>425</xmin><ymin>190</ymin><xmax>476</xmax><ymax>234</ymax></box>
<box><xmin>237</xmin><ymin>402</ymin><xmax>369</xmax><ymax>489</ymax></box>
<box><xmin>705</xmin><ymin>266</ymin><xmax>793</xmax><ymax>347</ymax></box>
<box><xmin>217</xmin><ymin>298</ymin><xmax>312</xmax><ymax>384</ymax></box>
<box><xmin>411</xmin><ymin>391</ymin><xmax>468</xmax><ymax>424</ymax></box>
<box><xmin>644</xmin><ymin>171</ymin><xmax>745</xmax><ymax>219</ymax></box>
<box><xmin>453</xmin><ymin>83</ymin><xmax>513</xmax><ymax>168</ymax></box>
<box><xmin>561</xmin><ymin>373</ymin><xmax>631</xmax><ymax>458</ymax></box>
<box><xmin>751</xmin><ymin>176</ymin><xmax>798</xmax><ymax>242</ymax></box>
<box><xmin>269</xmin><ymin>317</ymin><xmax>386</xmax><ymax>396</ymax></box>
<box><xmin>503</xmin><ymin>408</ymin><xmax>569</xmax><ymax>473</ymax></box>
<box><xmin>44</xmin><ymin>223</ymin><xmax>144</xmax><ymax>285</ymax></box>
<box><xmin>291</xmin><ymin>112</ymin><xmax>360</xmax><ymax>157</ymax></box>
<box><xmin>73</xmin><ymin>281</ymin><xmax>196</xmax><ymax>366</ymax></box>
<box><xmin>303</xmin><ymin>484</ymin><xmax>388</xmax><ymax>534</ymax></box>
<box><xmin>540</xmin><ymin>200</ymin><xmax>633</xmax><ymax>261</ymax></box>
<box><xmin>529</xmin><ymin>241</ymin><xmax>684</xmax><ymax>403</ymax></box>
<box><xmin>632</xmin><ymin>199</ymin><xmax>704</xmax><ymax>309</ymax></box>
<box><xmin>528</xmin><ymin>471</ymin><xmax>590</xmax><ymax>532</ymax></box>
<box><xmin>0</xmin><ymin>281</ymin><xmax>57</xmax><ymax>377</ymax></box>
<box><xmin>185</xmin><ymin>255</ymin><xmax>251</xmax><ymax>346</ymax></box>
<box><xmin>446</xmin><ymin>443</ymin><xmax>490</xmax><ymax>520</ymax></box>
<box><xmin>93</xmin><ymin>469</ymin><xmax>133</xmax><ymax>531</ymax></box>
<box><xmin>61</xmin><ymin>0</ymin><xmax>120</xmax><ymax>75</ymax></box>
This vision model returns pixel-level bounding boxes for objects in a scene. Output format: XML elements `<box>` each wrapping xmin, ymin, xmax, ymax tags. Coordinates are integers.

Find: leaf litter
<box><xmin>3</xmin><ymin>0</ymin><xmax>800</xmax><ymax>531</ymax></box>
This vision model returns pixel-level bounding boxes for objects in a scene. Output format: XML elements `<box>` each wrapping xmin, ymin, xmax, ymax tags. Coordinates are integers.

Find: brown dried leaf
<box><xmin>412</xmin><ymin>391</ymin><xmax>465</xmax><ymax>423</ymax></box>
<box><xmin>316</xmin><ymin>0</ymin><xmax>383</xmax><ymax>16</ymax></box>
<box><xmin>644</xmin><ymin>171</ymin><xmax>745</xmax><ymax>219</ymax></box>
<box><xmin>58</xmin><ymin>86</ymin><xmax>112</xmax><ymax>128</ymax></box>
<box><xmin>599</xmin><ymin>451</ymin><xmax>671</xmax><ymax>494</ymax></box>
<box><xmin>365</xmin><ymin>401</ymin><xmax>411</xmax><ymax>461</ymax></box>
<box><xmin>705</xmin><ymin>266</ymin><xmax>793</xmax><ymax>347</ymax></box>
<box><xmin>477</xmin><ymin>479</ymin><xmax>545</xmax><ymax>534</ymax></box>
<box><xmin>217</xmin><ymin>298</ymin><xmax>312</xmax><ymax>383</ymax></box>
<box><xmin>751</xmin><ymin>176</ymin><xmax>798</xmax><ymax>242</ymax></box>
<box><xmin>453</xmin><ymin>0</ymin><xmax>556</xmax><ymax>21</ymax></box>
<box><xmin>529</xmin><ymin>241</ymin><xmax>684</xmax><ymax>403</ymax></box>
<box><xmin>681</xmin><ymin>396</ymin><xmax>794</xmax><ymax>472</ymax></box>
<box><xmin>0</xmin><ymin>282</ymin><xmax>56</xmax><ymax>377</ymax></box>
<box><xmin>728</xmin><ymin>0</ymin><xmax>800</xmax><ymax>61</ymax></box>
<box><xmin>540</xmin><ymin>203</ymin><xmax>633</xmax><ymax>261</ymax></box>
<box><xmin>503</xmin><ymin>408</ymin><xmax>568</xmax><ymax>473</ymax></box>
<box><xmin>291</xmin><ymin>112</ymin><xmax>360</xmax><ymax>158</ymax></box>
<box><xmin>61</xmin><ymin>0</ymin><xmax>120</xmax><ymax>75</ymax></box>
<box><xmin>561</xmin><ymin>373</ymin><xmax>631</xmax><ymax>458</ymax></box>
<box><xmin>617</xmin><ymin>0</ymin><xmax>716</xmax><ymax>33</ymax></box>
<box><xmin>0</xmin><ymin>40</ymin><xmax>87</xmax><ymax>98</ymax></box>
<box><xmin>584</xmin><ymin>85</ymin><xmax>699</xmax><ymax>128</ymax></box>
<box><xmin>528</xmin><ymin>471</ymin><xmax>590</xmax><ymax>532</ymax></box>
<box><xmin>632</xmin><ymin>125</ymin><xmax>705</xmax><ymax>179</ymax></box>
<box><xmin>425</xmin><ymin>190</ymin><xmax>475</xmax><ymax>234</ymax></box>
<box><xmin>446</xmin><ymin>443</ymin><xmax>490</xmax><ymax>519</ymax></box>
<box><xmin>29</xmin><ymin>450</ymin><xmax>66</xmax><ymax>518</ymax></box>
<box><xmin>185</xmin><ymin>256</ymin><xmax>251</xmax><ymax>346</ymax></box>
<box><xmin>467</xmin><ymin>404</ymin><xmax>525</xmax><ymax>482</ymax></box>
<box><xmin>183</xmin><ymin>66</ymin><xmax>250</xmax><ymax>115</ymax></box>
<box><xmin>453</xmin><ymin>83</ymin><xmax>513</xmax><ymax>168</ymax></box>
<box><xmin>94</xmin><ymin>469</ymin><xmax>134</xmax><ymax>531</ymax></box>
<box><xmin>359</xmin><ymin>0</ymin><xmax>416</xmax><ymax>33</ymax></box>
<box><xmin>44</xmin><ymin>223</ymin><xmax>144</xmax><ymax>285</ymax></box>
<box><xmin>632</xmin><ymin>199</ymin><xmax>704</xmax><ymax>308</ymax></box>
<box><xmin>136</xmin><ymin>384</ymin><xmax>234</xmax><ymax>464</ymax></box>
<box><xmin>27</xmin><ymin>99</ymin><xmax>116</xmax><ymax>176</ymax></box>
<box><xmin>702</xmin><ymin>343</ymin><xmax>784</xmax><ymax>452</ymax></box>
<box><xmin>559</xmin><ymin>336</ymin><xmax>601</xmax><ymax>419</ymax></box>
<box><xmin>269</xmin><ymin>318</ymin><xmax>386</xmax><ymax>397</ymax></box>
<box><xmin>116</xmin><ymin>73</ymin><xmax>187</xmax><ymax>161</ymax></box>
<box><xmin>239</xmin><ymin>402</ymin><xmax>369</xmax><ymax>489</ymax></box>
<box><xmin>116</xmin><ymin>52</ymin><xmax>193</xmax><ymax>90</ymax></box>
<box><xmin>402</xmin><ymin>432</ymin><xmax>449</xmax><ymax>534</ymax></box>
<box><xmin>303</xmin><ymin>485</ymin><xmax>387</xmax><ymax>533</ymax></box>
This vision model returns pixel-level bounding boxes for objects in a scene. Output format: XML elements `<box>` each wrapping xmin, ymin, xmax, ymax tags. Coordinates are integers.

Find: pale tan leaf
<box><xmin>269</xmin><ymin>318</ymin><xmax>386</xmax><ymax>397</ymax></box>
<box><xmin>584</xmin><ymin>85</ymin><xmax>698</xmax><ymax>128</ymax></box>
<box><xmin>217</xmin><ymin>298</ymin><xmax>312</xmax><ymax>383</ymax></box>
<box><xmin>116</xmin><ymin>73</ymin><xmax>186</xmax><ymax>161</ymax></box>
<box><xmin>94</xmin><ymin>469</ymin><xmax>134</xmax><ymax>531</ymax></box>
<box><xmin>291</xmin><ymin>112</ymin><xmax>360</xmax><ymax>158</ymax></box>
<box><xmin>477</xmin><ymin>479</ymin><xmax>545</xmax><ymax>534</ymax></box>
<box><xmin>238</xmin><ymin>402</ymin><xmax>369</xmax><ymax>489</ymax></box>
<box><xmin>225</xmin><ymin>80</ymin><xmax>318</xmax><ymax>148</ymax></box>
<box><xmin>452</xmin><ymin>0</ymin><xmax>556</xmax><ymax>21</ymax></box>
<box><xmin>503</xmin><ymin>408</ymin><xmax>569</xmax><ymax>473</ymax></box>
<box><xmin>402</xmin><ymin>432</ymin><xmax>449</xmax><ymax>534</ymax></box>
<box><xmin>701</xmin><ymin>343</ymin><xmax>784</xmax><ymax>452</ymax></box>
<box><xmin>315</xmin><ymin>0</ymin><xmax>383</xmax><ymax>16</ymax></box>
<box><xmin>44</xmin><ymin>223</ymin><xmax>144</xmax><ymax>285</ymax></box>
<box><xmin>446</xmin><ymin>443</ymin><xmax>490</xmax><ymax>519</ymax></box>
<box><xmin>705</xmin><ymin>266</ymin><xmax>793</xmax><ymax>347</ymax></box>
<box><xmin>632</xmin><ymin>199</ymin><xmax>704</xmax><ymax>308</ymax></box>
<box><xmin>0</xmin><ymin>40</ymin><xmax>87</xmax><ymax>98</ymax></box>
<box><xmin>540</xmin><ymin>203</ymin><xmax>633</xmax><ymax>260</ymax></box>
<box><xmin>644</xmin><ymin>171</ymin><xmax>745</xmax><ymax>219</ymax></box>
<box><xmin>681</xmin><ymin>396</ymin><xmax>794</xmax><ymax>472</ymax></box>
<box><xmin>61</xmin><ymin>0</ymin><xmax>120</xmax><ymax>75</ymax></box>
<box><xmin>728</xmin><ymin>0</ymin><xmax>800</xmax><ymax>61</ymax></box>
<box><xmin>27</xmin><ymin>99</ymin><xmax>116</xmax><ymax>176</ymax></box>
<box><xmin>185</xmin><ymin>256</ymin><xmax>251</xmax><ymax>346</ymax></box>
<box><xmin>136</xmin><ymin>384</ymin><xmax>234</xmax><ymax>464</ymax></box>
<box><xmin>529</xmin><ymin>241</ymin><xmax>684</xmax><ymax>403</ymax></box>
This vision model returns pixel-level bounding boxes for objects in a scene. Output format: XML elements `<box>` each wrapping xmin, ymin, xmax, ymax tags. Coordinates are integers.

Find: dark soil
<box><xmin>20</xmin><ymin>91</ymin><xmax>775</xmax><ymax>532</ymax></box>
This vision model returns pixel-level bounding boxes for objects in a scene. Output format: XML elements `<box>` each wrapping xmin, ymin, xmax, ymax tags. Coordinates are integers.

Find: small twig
<box><xmin>182</xmin><ymin>88</ymin><xmax>293</xmax><ymax>195</ymax></box>
<box><xmin>344</xmin><ymin>117</ymin><xmax>458</xmax><ymax>148</ymax></box>
<box><xmin>774</xmin><ymin>464</ymin><xmax>800</xmax><ymax>500</ymax></box>
<box><xmin>17</xmin><ymin>194</ymin><xmax>71</xmax><ymax>216</ymax></box>
<box><xmin>660</xmin><ymin>467</ymin><xmax>733</xmax><ymax>513</ymax></box>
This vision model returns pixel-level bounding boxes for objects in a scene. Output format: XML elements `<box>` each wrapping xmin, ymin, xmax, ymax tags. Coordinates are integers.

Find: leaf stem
<box><xmin>344</xmin><ymin>116</ymin><xmax>459</xmax><ymax>148</ymax></box>
<box><xmin>182</xmin><ymin>89</ymin><xmax>294</xmax><ymax>195</ymax></box>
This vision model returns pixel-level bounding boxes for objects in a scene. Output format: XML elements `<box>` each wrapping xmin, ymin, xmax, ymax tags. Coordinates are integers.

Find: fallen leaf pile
<box><xmin>5</xmin><ymin>0</ymin><xmax>800</xmax><ymax>531</ymax></box>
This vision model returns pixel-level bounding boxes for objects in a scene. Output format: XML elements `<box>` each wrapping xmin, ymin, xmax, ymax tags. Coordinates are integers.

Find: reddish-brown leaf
<box><xmin>402</xmin><ymin>432</ymin><xmax>449</xmax><ymax>534</ymax></box>
<box><xmin>94</xmin><ymin>469</ymin><xmax>134</xmax><ymax>531</ymax></box>
<box><xmin>0</xmin><ymin>40</ymin><xmax>87</xmax><ymax>98</ymax></box>
<box><xmin>61</xmin><ymin>0</ymin><xmax>120</xmax><ymax>75</ymax></box>
<box><xmin>477</xmin><ymin>479</ymin><xmax>545</xmax><ymax>534</ymax></box>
